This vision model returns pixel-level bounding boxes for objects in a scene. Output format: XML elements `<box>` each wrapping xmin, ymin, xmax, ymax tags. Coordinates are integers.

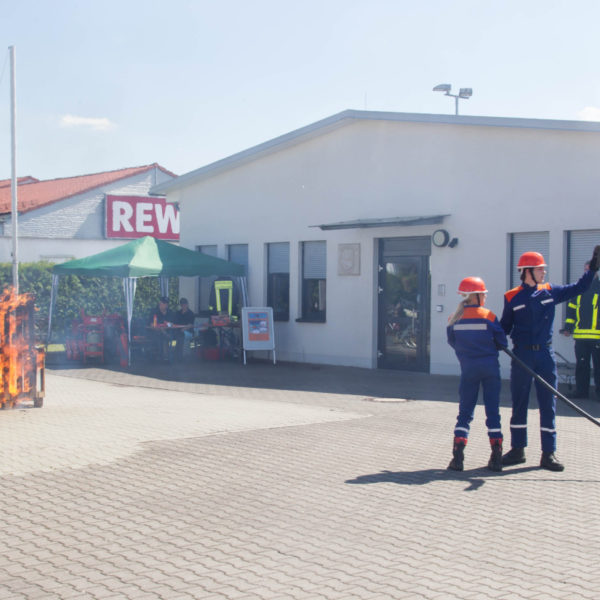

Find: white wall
<box><xmin>171</xmin><ymin>118</ymin><xmax>600</xmax><ymax>374</ymax></box>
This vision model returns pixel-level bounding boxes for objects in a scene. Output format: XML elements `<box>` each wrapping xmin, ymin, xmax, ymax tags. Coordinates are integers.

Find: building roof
<box><xmin>150</xmin><ymin>109</ymin><xmax>600</xmax><ymax>196</ymax></box>
<box><xmin>0</xmin><ymin>176</ymin><xmax>39</xmax><ymax>189</ymax></box>
<box><xmin>0</xmin><ymin>163</ymin><xmax>176</xmax><ymax>215</ymax></box>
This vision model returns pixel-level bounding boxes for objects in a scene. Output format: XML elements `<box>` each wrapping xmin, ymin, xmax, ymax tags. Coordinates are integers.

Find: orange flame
<box><xmin>0</xmin><ymin>287</ymin><xmax>45</xmax><ymax>409</ymax></box>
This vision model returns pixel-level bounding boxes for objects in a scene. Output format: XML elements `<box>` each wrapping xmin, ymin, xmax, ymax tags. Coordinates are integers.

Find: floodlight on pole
<box><xmin>432</xmin><ymin>83</ymin><xmax>473</xmax><ymax>115</ymax></box>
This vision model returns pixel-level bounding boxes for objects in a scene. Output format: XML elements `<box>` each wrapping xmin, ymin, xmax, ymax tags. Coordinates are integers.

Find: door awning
<box><xmin>310</xmin><ymin>214</ymin><xmax>449</xmax><ymax>231</ymax></box>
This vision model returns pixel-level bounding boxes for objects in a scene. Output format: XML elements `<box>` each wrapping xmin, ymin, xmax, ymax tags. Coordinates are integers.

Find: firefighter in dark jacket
<box><xmin>562</xmin><ymin>261</ymin><xmax>600</xmax><ymax>399</ymax></box>
<box><xmin>447</xmin><ymin>277</ymin><xmax>508</xmax><ymax>472</ymax></box>
<box><xmin>500</xmin><ymin>250</ymin><xmax>598</xmax><ymax>472</ymax></box>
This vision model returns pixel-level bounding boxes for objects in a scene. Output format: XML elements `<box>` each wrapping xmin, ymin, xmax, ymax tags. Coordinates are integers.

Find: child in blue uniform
<box><xmin>447</xmin><ymin>277</ymin><xmax>508</xmax><ymax>471</ymax></box>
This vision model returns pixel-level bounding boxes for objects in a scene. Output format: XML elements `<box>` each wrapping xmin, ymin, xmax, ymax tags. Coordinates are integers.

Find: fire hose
<box><xmin>500</xmin><ymin>346</ymin><xmax>600</xmax><ymax>428</ymax></box>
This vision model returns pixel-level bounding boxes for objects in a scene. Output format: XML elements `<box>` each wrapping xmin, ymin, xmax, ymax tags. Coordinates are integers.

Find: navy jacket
<box><xmin>500</xmin><ymin>269</ymin><xmax>594</xmax><ymax>347</ymax></box>
<box><xmin>447</xmin><ymin>305</ymin><xmax>507</xmax><ymax>364</ymax></box>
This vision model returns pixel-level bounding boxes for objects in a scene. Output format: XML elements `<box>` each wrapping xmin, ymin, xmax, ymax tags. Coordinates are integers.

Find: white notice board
<box><xmin>241</xmin><ymin>307</ymin><xmax>276</xmax><ymax>364</ymax></box>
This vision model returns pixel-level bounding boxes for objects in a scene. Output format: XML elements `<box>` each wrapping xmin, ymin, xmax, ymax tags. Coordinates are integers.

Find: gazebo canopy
<box><xmin>49</xmin><ymin>236</ymin><xmax>246</xmax><ymax>364</ymax></box>
<box><xmin>53</xmin><ymin>235</ymin><xmax>244</xmax><ymax>278</ymax></box>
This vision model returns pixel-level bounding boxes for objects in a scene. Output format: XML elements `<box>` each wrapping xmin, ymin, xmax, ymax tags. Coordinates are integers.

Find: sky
<box><xmin>2</xmin><ymin>0</ymin><xmax>600</xmax><ymax>181</ymax></box>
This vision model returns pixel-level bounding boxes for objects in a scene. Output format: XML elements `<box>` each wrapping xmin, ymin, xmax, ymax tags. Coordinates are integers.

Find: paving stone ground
<box><xmin>1</xmin><ymin>358</ymin><xmax>599</xmax><ymax>599</ymax></box>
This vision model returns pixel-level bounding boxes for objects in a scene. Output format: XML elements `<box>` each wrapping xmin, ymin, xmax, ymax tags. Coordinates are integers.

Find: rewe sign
<box><xmin>106</xmin><ymin>195</ymin><xmax>180</xmax><ymax>240</ymax></box>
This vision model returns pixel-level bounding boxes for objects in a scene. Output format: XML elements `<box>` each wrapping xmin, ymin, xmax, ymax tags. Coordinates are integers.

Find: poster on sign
<box><xmin>105</xmin><ymin>195</ymin><xmax>180</xmax><ymax>240</ymax></box>
<box><xmin>241</xmin><ymin>307</ymin><xmax>276</xmax><ymax>365</ymax></box>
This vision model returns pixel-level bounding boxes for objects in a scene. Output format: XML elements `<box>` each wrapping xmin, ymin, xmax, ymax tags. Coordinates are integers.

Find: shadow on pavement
<box><xmin>46</xmin><ymin>351</ymin><xmax>467</xmax><ymax>403</ymax></box>
<box><xmin>46</xmin><ymin>351</ymin><xmax>600</xmax><ymax>418</ymax></box>
<box><xmin>346</xmin><ymin>465</ymin><xmax>548</xmax><ymax>492</ymax></box>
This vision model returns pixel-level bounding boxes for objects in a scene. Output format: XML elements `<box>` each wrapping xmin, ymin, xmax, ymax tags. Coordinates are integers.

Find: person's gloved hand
<box><xmin>589</xmin><ymin>245</ymin><xmax>600</xmax><ymax>272</ymax></box>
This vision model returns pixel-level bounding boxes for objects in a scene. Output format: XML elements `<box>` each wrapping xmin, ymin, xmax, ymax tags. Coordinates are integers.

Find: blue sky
<box><xmin>1</xmin><ymin>0</ymin><xmax>600</xmax><ymax>180</ymax></box>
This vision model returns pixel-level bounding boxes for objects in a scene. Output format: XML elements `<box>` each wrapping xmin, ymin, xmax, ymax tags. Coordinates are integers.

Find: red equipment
<box><xmin>80</xmin><ymin>311</ymin><xmax>104</xmax><ymax>364</ymax></box>
<box><xmin>65</xmin><ymin>310</ymin><xmax>128</xmax><ymax>367</ymax></box>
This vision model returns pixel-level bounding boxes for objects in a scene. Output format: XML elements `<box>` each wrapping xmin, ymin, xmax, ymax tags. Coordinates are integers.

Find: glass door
<box><xmin>378</xmin><ymin>247</ymin><xmax>430</xmax><ymax>371</ymax></box>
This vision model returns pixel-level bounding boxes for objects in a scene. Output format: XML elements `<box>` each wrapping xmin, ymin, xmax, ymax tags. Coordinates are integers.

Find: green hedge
<box><xmin>0</xmin><ymin>262</ymin><xmax>179</xmax><ymax>343</ymax></box>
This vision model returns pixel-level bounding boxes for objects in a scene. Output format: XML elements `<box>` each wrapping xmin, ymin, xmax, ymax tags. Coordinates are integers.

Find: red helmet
<box><xmin>458</xmin><ymin>277</ymin><xmax>488</xmax><ymax>295</ymax></box>
<box><xmin>517</xmin><ymin>251</ymin><xmax>547</xmax><ymax>270</ymax></box>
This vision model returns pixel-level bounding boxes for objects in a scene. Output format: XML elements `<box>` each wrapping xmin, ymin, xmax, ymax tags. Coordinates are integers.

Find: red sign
<box><xmin>105</xmin><ymin>195</ymin><xmax>180</xmax><ymax>240</ymax></box>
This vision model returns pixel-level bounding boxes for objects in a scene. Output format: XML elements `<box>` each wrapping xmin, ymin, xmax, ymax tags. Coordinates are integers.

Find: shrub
<box><xmin>0</xmin><ymin>262</ymin><xmax>179</xmax><ymax>343</ymax></box>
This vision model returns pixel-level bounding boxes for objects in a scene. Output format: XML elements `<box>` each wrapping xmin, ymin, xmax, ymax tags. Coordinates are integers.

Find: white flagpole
<box><xmin>9</xmin><ymin>45</ymin><xmax>18</xmax><ymax>293</ymax></box>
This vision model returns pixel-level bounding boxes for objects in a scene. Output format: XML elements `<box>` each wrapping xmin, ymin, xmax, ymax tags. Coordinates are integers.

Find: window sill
<box><xmin>295</xmin><ymin>317</ymin><xmax>326</xmax><ymax>324</ymax></box>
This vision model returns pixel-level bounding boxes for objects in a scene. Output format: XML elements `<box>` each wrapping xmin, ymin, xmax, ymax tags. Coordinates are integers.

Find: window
<box><xmin>267</xmin><ymin>242</ymin><xmax>289</xmax><ymax>321</ymax></box>
<box><xmin>227</xmin><ymin>244</ymin><xmax>248</xmax><ymax>277</ymax></box>
<box><xmin>196</xmin><ymin>245</ymin><xmax>218</xmax><ymax>313</ymax></box>
<box><xmin>509</xmin><ymin>232</ymin><xmax>549</xmax><ymax>288</ymax></box>
<box><xmin>300</xmin><ymin>241</ymin><xmax>326</xmax><ymax>322</ymax></box>
<box><xmin>567</xmin><ymin>229</ymin><xmax>600</xmax><ymax>283</ymax></box>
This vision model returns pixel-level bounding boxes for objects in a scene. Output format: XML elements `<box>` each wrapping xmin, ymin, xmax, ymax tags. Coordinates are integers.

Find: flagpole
<box><xmin>9</xmin><ymin>45</ymin><xmax>18</xmax><ymax>293</ymax></box>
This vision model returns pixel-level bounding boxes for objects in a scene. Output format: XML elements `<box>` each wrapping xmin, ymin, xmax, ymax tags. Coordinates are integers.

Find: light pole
<box><xmin>433</xmin><ymin>83</ymin><xmax>473</xmax><ymax>115</ymax></box>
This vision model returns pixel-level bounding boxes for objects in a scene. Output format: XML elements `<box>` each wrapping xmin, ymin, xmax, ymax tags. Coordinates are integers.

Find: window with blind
<box><xmin>509</xmin><ymin>232</ymin><xmax>549</xmax><ymax>288</ymax></box>
<box><xmin>196</xmin><ymin>245</ymin><xmax>218</xmax><ymax>313</ymax></box>
<box><xmin>300</xmin><ymin>241</ymin><xmax>326</xmax><ymax>322</ymax></box>
<box><xmin>227</xmin><ymin>244</ymin><xmax>248</xmax><ymax>277</ymax></box>
<box><xmin>567</xmin><ymin>230</ymin><xmax>600</xmax><ymax>283</ymax></box>
<box><xmin>267</xmin><ymin>242</ymin><xmax>290</xmax><ymax>321</ymax></box>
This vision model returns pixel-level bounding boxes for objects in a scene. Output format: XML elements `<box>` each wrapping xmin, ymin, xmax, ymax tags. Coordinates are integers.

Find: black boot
<box><xmin>540</xmin><ymin>452</ymin><xmax>565</xmax><ymax>472</ymax></box>
<box><xmin>502</xmin><ymin>447</ymin><xmax>526</xmax><ymax>466</ymax></box>
<box><xmin>448</xmin><ymin>437</ymin><xmax>467</xmax><ymax>471</ymax></box>
<box><xmin>487</xmin><ymin>439</ymin><xmax>503</xmax><ymax>472</ymax></box>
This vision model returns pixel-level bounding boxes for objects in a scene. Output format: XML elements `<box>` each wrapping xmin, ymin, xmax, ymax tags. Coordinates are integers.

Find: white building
<box><xmin>0</xmin><ymin>163</ymin><xmax>177</xmax><ymax>263</ymax></box>
<box><xmin>150</xmin><ymin>110</ymin><xmax>600</xmax><ymax>376</ymax></box>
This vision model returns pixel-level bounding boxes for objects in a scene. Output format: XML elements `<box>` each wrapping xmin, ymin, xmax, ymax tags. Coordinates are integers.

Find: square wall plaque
<box><xmin>338</xmin><ymin>243</ymin><xmax>360</xmax><ymax>275</ymax></box>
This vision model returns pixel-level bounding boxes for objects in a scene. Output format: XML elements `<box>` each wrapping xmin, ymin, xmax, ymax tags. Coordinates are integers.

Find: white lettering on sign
<box><xmin>106</xmin><ymin>195</ymin><xmax>180</xmax><ymax>240</ymax></box>
<box><xmin>155</xmin><ymin>203</ymin><xmax>180</xmax><ymax>234</ymax></box>
<box><xmin>136</xmin><ymin>202</ymin><xmax>154</xmax><ymax>233</ymax></box>
<box><xmin>112</xmin><ymin>201</ymin><xmax>134</xmax><ymax>232</ymax></box>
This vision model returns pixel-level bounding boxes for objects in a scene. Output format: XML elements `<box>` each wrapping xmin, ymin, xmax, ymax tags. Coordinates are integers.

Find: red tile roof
<box><xmin>0</xmin><ymin>176</ymin><xmax>39</xmax><ymax>189</ymax></box>
<box><xmin>0</xmin><ymin>164</ymin><xmax>176</xmax><ymax>214</ymax></box>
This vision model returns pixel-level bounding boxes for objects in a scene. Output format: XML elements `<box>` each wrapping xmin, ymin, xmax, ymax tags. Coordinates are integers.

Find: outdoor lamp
<box><xmin>433</xmin><ymin>83</ymin><xmax>473</xmax><ymax>115</ymax></box>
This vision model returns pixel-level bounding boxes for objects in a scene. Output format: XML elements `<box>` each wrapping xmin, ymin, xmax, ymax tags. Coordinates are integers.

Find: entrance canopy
<box><xmin>49</xmin><ymin>236</ymin><xmax>246</xmax><ymax>363</ymax></box>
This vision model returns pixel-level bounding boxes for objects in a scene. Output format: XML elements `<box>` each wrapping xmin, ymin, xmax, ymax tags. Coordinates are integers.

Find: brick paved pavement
<box><xmin>1</xmin><ymin>359</ymin><xmax>599</xmax><ymax>599</ymax></box>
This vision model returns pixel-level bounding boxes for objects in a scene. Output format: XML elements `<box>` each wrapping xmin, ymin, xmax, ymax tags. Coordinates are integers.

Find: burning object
<box><xmin>0</xmin><ymin>288</ymin><xmax>45</xmax><ymax>409</ymax></box>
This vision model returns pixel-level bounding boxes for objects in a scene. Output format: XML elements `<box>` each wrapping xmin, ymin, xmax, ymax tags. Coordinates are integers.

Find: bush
<box><xmin>0</xmin><ymin>262</ymin><xmax>179</xmax><ymax>343</ymax></box>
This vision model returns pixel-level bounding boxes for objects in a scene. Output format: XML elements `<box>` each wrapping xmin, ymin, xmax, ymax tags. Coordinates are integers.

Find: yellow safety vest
<box><xmin>566</xmin><ymin>292</ymin><xmax>600</xmax><ymax>340</ymax></box>
<box><xmin>210</xmin><ymin>280</ymin><xmax>234</xmax><ymax>315</ymax></box>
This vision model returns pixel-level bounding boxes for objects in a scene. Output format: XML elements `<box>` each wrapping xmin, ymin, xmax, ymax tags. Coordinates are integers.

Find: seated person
<box><xmin>174</xmin><ymin>297</ymin><xmax>195</xmax><ymax>359</ymax></box>
<box><xmin>147</xmin><ymin>296</ymin><xmax>176</xmax><ymax>360</ymax></box>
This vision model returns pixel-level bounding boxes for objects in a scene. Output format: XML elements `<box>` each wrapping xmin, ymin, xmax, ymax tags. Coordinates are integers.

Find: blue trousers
<box><xmin>454</xmin><ymin>359</ymin><xmax>503</xmax><ymax>440</ymax></box>
<box><xmin>509</xmin><ymin>347</ymin><xmax>557</xmax><ymax>453</ymax></box>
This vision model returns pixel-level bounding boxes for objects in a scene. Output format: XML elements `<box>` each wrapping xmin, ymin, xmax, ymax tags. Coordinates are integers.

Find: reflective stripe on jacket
<box><xmin>447</xmin><ymin>305</ymin><xmax>507</xmax><ymax>363</ymax></box>
<box><xmin>565</xmin><ymin>278</ymin><xmax>600</xmax><ymax>340</ymax></box>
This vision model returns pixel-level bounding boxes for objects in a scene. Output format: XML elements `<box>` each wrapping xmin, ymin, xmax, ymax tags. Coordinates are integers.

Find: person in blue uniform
<box><xmin>447</xmin><ymin>276</ymin><xmax>508</xmax><ymax>472</ymax></box>
<box><xmin>500</xmin><ymin>249</ymin><xmax>599</xmax><ymax>471</ymax></box>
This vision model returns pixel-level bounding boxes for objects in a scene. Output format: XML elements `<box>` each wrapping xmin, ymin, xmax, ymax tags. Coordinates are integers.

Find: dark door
<box><xmin>378</xmin><ymin>238</ymin><xmax>430</xmax><ymax>372</ymax></box>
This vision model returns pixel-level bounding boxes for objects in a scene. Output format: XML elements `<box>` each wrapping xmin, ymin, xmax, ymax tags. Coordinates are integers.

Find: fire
<box><xmin>0</xmin><ymin>287</ymin><xmax>45</xmax><ymax>409</ymax></box>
